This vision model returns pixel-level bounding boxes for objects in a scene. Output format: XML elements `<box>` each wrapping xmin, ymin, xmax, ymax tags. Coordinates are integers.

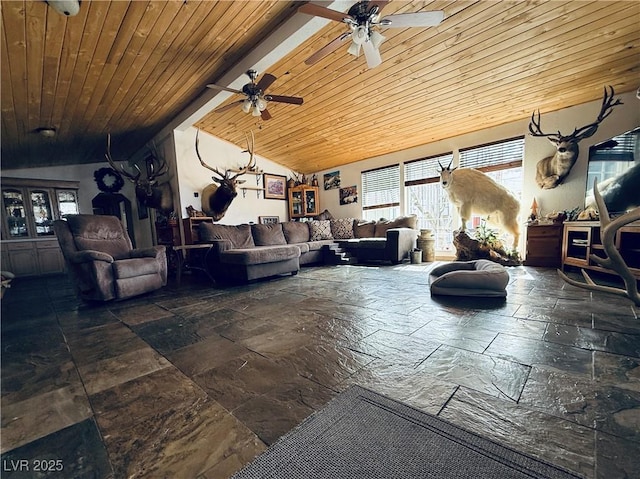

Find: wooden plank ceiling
<box><xmin>2</xmin><ymin>1</ymin><xmax>639</xmax><ymax>173</ymax></box>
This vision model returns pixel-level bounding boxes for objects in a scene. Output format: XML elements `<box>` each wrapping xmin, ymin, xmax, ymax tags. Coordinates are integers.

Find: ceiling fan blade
<box><xmin>256</xmin><ymin>73</ymin><xmax>277</xmax><ymax>92</ymax></box>
<box><xmin>260</xmin><ymin>109</ymin><xmax>272</xmax><ymax>121</ymax></box>
<box><xmin>298</xmin><ymin>3</ymin><xmax>351</xmax><ymax>23</ymax></box>
<box><xmin>362</xmin><ymin>41</ymin><xmax>382</xmax><ymax>68</ymax></box>
<box><xmin>380</xmin><ymin>11</ymin><xmax>444</xmax><ymax>28</ymax></box>
<box><xmin>266</xmin><ymin>95</ymin><xmax>303</xmax><ymax>105</ymax></box>
<box><xmin>305</xmin><ymin>32</ymin><xmax>351</xmax><ymax>65</ymax></box>
<box><xmin>206</xmin><ymin>84</ymin><xmax>243</xmax><ymax>95</ymax></box>
<box><xmin>214</xmin><ymin>100</ymin><xmax>245</xmax><ymax>113</ymax></box>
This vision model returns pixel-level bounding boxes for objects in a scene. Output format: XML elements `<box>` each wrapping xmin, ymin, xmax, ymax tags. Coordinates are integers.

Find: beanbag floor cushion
<box><xmin>429</xmin><ymin>260</ymin><xmax>509</xmax><ymax>297</ymax></box>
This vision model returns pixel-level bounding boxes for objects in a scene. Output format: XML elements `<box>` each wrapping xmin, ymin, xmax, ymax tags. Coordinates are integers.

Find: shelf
<box><xmin>562</xmin><ymin>221</ymin><xmax>640</xmax><ymax>280</ymax></box>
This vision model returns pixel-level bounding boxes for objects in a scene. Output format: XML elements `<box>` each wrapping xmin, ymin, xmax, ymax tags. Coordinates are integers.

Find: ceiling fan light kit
<box><xmin>207</xmin><ymin>69</ymin><xmax>303</xmax><ymax>120</ymax></box>
<box><xmin>299</xmin><ymin>1</ymin><xmax>444</xmax><ymax>69</ymax></box>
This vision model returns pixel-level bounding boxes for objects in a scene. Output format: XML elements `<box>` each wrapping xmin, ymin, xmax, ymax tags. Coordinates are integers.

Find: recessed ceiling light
<box><xmin>36</xmin><ymin>127</ymin><xmax>56</xmax><ymax>138</ymax></box>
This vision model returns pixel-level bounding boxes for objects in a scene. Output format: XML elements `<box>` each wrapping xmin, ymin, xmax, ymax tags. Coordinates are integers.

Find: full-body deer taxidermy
<box><xmin>529</xmin><ymin>86</ymin><xmax>622</xmax><ymax>189</ymax></box>
<box><xmin>106</xmin><ymin>135</ymin><xmax>174</xmax><ymax>215</ymax></box>
<box><xmin>439</xmin><ymin>160</ymin><xmax>521</xmax><ymax>250</ymax></box>
<box><xmin>195</xmin><ymin>130</ymin><xmax>256</xmax><ymax>221</ymax></box>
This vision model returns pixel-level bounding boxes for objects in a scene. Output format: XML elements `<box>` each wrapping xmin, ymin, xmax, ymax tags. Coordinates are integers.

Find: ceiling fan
<box><xmin>206</xmin><ymin>70</ymin><xmax>303</xmax><ymax>120</ymax></box>
<box><xmin>299</xmin><ymin>1</ymin><xmax>444</xmax><ymax>69</ymax></box>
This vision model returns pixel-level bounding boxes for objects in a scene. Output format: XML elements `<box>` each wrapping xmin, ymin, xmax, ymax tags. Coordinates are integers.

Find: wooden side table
<box><xmin>173</xmin><ymin>244</ymin><xmax>215</xmax><ymax>286</ymax></box>
<box><xmin>524</xmin><ymin>223</ymin><xmax>563</xmax><ymax>267</ymax></box>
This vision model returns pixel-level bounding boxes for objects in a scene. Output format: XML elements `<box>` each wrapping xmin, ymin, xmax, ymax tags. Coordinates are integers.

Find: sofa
<box><xmin>198</xmin><ymin>215</ymin><xmax>419</xmax><ymax>283</ymax></box>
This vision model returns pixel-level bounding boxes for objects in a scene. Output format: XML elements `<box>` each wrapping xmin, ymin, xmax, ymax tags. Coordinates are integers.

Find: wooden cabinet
<box><xmin>0</xmin><ymin>239</ymin><xmax>64</xmax><ymax>276</ymax></box>
<box><xmin>524</xmin><ymin>224</ymin><xmax>563</xmax><ymax>267</ymax></box>
<box><xmin>288</xmin><ymin>186</ymin><xmax>319</xmax><ymax>219</ymax></box>
<box><xmin>1</xmin><ymin>178</ymin><xmax>78</xmax><ymax>277</ymax></box>
<box><xmin>562</xmin><ymin>221</ymin><xmax>640</xmax><ymax>279</ymax></box>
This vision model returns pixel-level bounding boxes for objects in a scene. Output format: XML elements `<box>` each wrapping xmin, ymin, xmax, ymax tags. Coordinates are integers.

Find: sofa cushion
<box><xmin>353</xmin><ymin>220</ymin><xmax>376</xmax><ymax>238</ymax></box>
<box><xmin>220</xmin><ymin>245</ymin><xmax>300</xmax><ymax>265</ymax></box>
<box><xmin>252</xmin><ymin>223</ymin><xmax>287</xmax><ymax>246</ymax></box>
<box><xmin>199</xmin><ymin>223</ymin><xmax>255</xmax><ymax>249</ymax></box>
<box><xmin>67</xmin><ymin>214</ymin><xmax>132</xmax><ymax>260</ymax></box>
<box><xmin>330</xmin><ymin>218</ymin><xmax>355</xmax><ymax>239</ymax></box>
<box><xmin>314</xmin><ymin>209</ymin><xmax>334</xmax><ymax>220</ymax></box>
<box><xmin>309</xmin><ymin>220</ymin><xmax>333</xmax><ymax>240</ymax></box>
<box><xmin>282</xmin><ymin>221</ymin><xmax>310</xmax><ymax>244</ymax></box>
<box><xmin>374</xmin><ymin>215</ymin><xmax>418</xmax><ymax>237</ymax></box>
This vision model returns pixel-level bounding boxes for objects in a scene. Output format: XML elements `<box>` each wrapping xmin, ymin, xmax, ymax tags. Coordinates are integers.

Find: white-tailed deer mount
<box><xmin>529</xmin><ymin>86</ymin><xmax>622</xmax><ymax>190</ymax></box>
<box><xmin>195</xmin><ymin>130</ymin><xmax>256</xmax><ymax>221</ymax></box>
<box><xmin>439</xmin><ymin>160</ymin><xmax>521</xmax><ymax>251</ymax></box>
<box><xmin>105</xmin><ymin>135</ymin><xmax>174</xmax><ymax>215</ymax></box>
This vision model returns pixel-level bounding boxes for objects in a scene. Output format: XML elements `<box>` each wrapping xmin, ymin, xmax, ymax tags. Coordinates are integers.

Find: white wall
<box><xmin>173</xmin><ymin>127</ymin><xmax>292</xmax><ymax>225</ymax></box>
<box><xmin>315</xmin><ymin>91</ymin><xmax>639</xmax><ymax>223</ymax></box>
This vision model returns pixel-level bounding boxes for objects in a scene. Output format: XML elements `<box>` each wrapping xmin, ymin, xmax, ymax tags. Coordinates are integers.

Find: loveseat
<box><xmin>198</xmin><ymin>215</ymin><xmax>418</xmax><ymax>283</ymax></box>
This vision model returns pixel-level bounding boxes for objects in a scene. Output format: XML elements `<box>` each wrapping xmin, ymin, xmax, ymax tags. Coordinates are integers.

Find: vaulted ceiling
<box><xmin>2</xmin><ymin>1</ymin><xmax>639</xmax><ymax>173</ymax></box>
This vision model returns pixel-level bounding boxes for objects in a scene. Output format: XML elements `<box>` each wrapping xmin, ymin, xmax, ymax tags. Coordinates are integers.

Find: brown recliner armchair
<box><xmin>53</xmin><ymin>214</ymin><xmax>167</xmax><ymax>301</ymax></box>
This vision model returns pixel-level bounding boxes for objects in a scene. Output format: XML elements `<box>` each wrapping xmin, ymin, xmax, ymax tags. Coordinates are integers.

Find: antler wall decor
<box><xmin>196</xmin><ymin>130</ymin><xmax>256</xmax><ymax>221</ymax></box>
<box><xmin>558</xmin><ymin>180</ymin><xmax>640</xmax><ymax>306</ymax></box>
<box><xmin>105</xmin><ymin>134</ymin><xmax>174</xmax><ymax>214</ymax></box>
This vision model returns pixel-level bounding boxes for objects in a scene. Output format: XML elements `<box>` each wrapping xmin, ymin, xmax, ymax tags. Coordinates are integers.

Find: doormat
<box><xmin>232</xmin><ymin>385</ymin><xmax>582</xmax><ymax>478</ymax></box>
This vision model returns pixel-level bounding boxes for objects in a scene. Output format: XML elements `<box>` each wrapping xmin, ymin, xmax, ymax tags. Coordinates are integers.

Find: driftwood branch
<box><xmin>557</xmin><ymin>180</ymin><xmax>640</xmax><ymax>306</ymax></box>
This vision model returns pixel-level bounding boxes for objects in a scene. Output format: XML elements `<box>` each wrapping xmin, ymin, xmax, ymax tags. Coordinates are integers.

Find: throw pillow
<box><xmin>374</xmin><ymin>215</ymin><xmax>418</xmax><ymax>237</ymax></box>
<box><xmin>330</xmin><ymin>218</ymin><xmax>355</xmax><ymax>239</ymax></box>
<box><xmin>198</xmin><ymin>223</ymin><xmax>255</xmax><ymax>249</ymax></box>
<box><xmin>251</xmin><ymin>223</ymin><xmax>287</xmax><ymax>246</ymax></box>
<box><xmin>353</xmin><ymin>219</ymin><xmax>376</xmax><ymax>238</ymax></box>
<box><xmin>314</xmin><ymin>209</ymin><xmax>334</xmax><ymax>221</ymax></box>
<box><xmin>308</xmin><ymin>220</ymin><xmax>333</xmax><ymax>241</ymax></box>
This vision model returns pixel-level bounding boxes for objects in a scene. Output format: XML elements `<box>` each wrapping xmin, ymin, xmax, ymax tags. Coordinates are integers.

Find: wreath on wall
<box><xmin>94</xmin><ymin>167</ymin><xmax>125</xmax><ymax>193</ymax></box>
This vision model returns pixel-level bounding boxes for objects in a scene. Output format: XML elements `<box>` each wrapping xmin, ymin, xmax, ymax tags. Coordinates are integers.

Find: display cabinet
<box><xmin>288</xmin><ymin>185</ymin><xmax>319</xmax><ymax>219</ymax></box>
<box><xmin>562</xmin><ymin>221</ymin><xmax>640</xmax><ymax>280</ymax></box>
<box><xmin>1</xmin><ymin>177</ymin><xmax>79</xmax><ymax>276</ymax></box>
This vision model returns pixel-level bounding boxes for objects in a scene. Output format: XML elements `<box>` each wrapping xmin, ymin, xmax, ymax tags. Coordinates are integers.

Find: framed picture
<box><xmin>324</xmin><ymin>171</ymin><xmax>340</xmax><ymax>190</ymax></box>
<box><xmin>339</xmin><ymin>185</ymin><xmax>358</xmax><ymax>205</ymax></box>
<box><xmin>259</xmin><ymin>216</ymin><xmax>279</xmax><ymax>225</ymax></box>
<box><xmin>263</xmin><ymin>173</ymin><xmax>287</xmax><ymax>200</ymax></box>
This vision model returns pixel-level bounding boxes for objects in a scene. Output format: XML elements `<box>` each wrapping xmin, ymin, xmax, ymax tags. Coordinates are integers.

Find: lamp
<box><xmin>251</xmin><ymin>103</ymin><xmax>261</xmax><ymax>117</ymax></box>
<box><xmin>46</xmin><ymin>1</ymin><xmax>80</xmax><ymax>16</ymax></box>
<box><xmin>242</xmin><ymin>99</ymin><xmax>252</xmax><ymax>113</ymax></box>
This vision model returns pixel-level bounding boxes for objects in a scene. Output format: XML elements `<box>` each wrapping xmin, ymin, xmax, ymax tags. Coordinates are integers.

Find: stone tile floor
<box><xmin>1</xmin><ymin>263</ymin><xmax>639</xmax><ymax>478</ymax></box>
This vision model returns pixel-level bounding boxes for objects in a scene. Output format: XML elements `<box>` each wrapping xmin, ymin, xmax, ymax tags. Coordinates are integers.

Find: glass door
<box><xmin>30</xmin><ymin>190</ymin><xmax>55</xmax><ymax>236</ymax></box>
<box><xmin>3</xmin><ymin>189</ymin><xmax>29</xmax><ymax>238</ymax></box>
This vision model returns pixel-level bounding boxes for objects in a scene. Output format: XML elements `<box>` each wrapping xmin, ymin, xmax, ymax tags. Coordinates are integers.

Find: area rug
<box><xmin>232</xmin><ymin>385</ymin><xmax>582</xmax><ymax>479</ymax></box>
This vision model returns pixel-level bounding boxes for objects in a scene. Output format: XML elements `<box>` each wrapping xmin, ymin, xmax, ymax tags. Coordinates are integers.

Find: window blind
<box><xmin>459</xmin><ymin>137</ymin><xmax>524</xmax><ymax>172</ymax></box>
<box><xmin>361</xmin><ymin>164</ymin><xmax>400</xmax><ymax>210</ymax></box>
<box><xmin>404</xmin><ymin>153</ymin><xmax>453</xmax><ymax>186</ymax></box>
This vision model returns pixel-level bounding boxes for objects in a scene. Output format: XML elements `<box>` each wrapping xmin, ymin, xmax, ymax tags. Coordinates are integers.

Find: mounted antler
<box><xmin>529</xmin><ymin>86</ymin><xmax>623</xmax><ymax>189</ymax></box>
<box><xmin>196</xmin><ymin>130</ymin><xmax>256</xmax><ymax>221</ymax></box>
<box><xmin>558</xmin><ymin>180</ymin><xmax>640</xmax><ymax>306</ymax></box>
<box><xmin>105</xmin><ymin>134</ymin><xmax>174</xmax><ymax>214</ymax></box>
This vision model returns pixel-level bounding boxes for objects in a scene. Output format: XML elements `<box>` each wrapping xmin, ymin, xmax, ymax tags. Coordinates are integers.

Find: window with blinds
<box><xmin>361</xmin><ymin>164</ymin><xmax>400</xmax><ymax>221</ymax></box>
<box><xmin>404</xmin><ymin>153</ymin><xmax>453</xmax><ymax>186</ymax></box>
<box><xmin>404</xmin><ymin>153</ymin><xmax>455</xmax><ymax>252</ymax></box>
<box><xmin>459</xmin><ymin>137</ymin><xmax>524</xmax><ymax>172</ymax></box>
<box><xmin>458</xmin><ymin>137</ymin><xmax>524</xmax><ymax>244</ymax></box>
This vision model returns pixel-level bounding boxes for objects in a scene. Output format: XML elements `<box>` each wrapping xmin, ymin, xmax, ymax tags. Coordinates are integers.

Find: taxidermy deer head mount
<box><xmin>529</xmin><ymin>86</ymin><xmax>622</xmax><ymax>190</ymax></box>
<box><xmin>105</xmin><ymin>134</ymin><xmax>174</xmax><ymax>215</ymax></box>
<box><xmin>195</xmin><ymin>130</ymin><xmax>256</xmax><ymax>221</ymax></box>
